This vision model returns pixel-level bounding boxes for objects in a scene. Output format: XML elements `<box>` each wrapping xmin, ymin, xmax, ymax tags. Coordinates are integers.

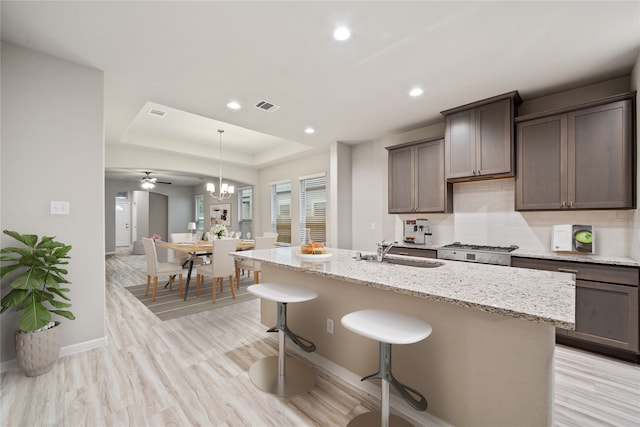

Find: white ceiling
<box><xmin>2</xmin><ymin>1</ymin><xmax>639</xmax><ymax>186</ymax></box>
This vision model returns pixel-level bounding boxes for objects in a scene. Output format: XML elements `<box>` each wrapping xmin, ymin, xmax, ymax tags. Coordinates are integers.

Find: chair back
<box><xmin>141</xmin><ymin>237</ymin><xmax>158</xmax><ymax>276</ymax></box>
<box><xmin>262</xmin><ymin>232</ymin><xmax>278</xmax><ymax>240</ymax></box>
<box><xmin>255</xmin><ymin>236</ymin><xmax>277</xmax><ymax>250</ymax></box>
<box><xmin>169</xmin><ymin>233</ymin><xmax>191</xmax><ymax>264</ymax></box>
<box><xmin>209</xmin><ymin>238</ymin><xmax>239</xmax><ymax>278</ymax></box>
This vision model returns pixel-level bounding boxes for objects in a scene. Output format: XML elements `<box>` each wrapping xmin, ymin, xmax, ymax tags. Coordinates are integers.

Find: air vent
<box><xmin>255</xmin><ymin>100</ymin><xmax>281</xmax><ymax>112</ymax></box>
<box><xmin>147</xmin><ymin>108</ymin><xmax>166</xmax><ymax>117</ymax></box>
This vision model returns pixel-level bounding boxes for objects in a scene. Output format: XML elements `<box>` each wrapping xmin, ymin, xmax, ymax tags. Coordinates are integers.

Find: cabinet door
<box><xmin>516</xmin><ymin>114</ymin><xmax>567</xmax><ymax>210</ymax></box>
<box><xmin>388</xmin><ymin>146</ymin><xmax>414</xmax><ymax>213</ymax></box>
<box><xmin>415</xmin><ymin>139</ymin><xmax>447</xmax><ymax>212</ymax></box>
<box><xmin>445</xmin><ymin>109</ymin><xmax>476</xmax><ymax>179</ymax></box>
<box><xmin>567</xmin><ymin>280</ymin><xmax>639</xmax><ymax>352</ymax></box>
<box><xmin>476</xmin><ymin>99</ymin><xmax>512</xmax><ymax>176</ymax></box>
<box><xmin>568</xmin><ymin>100</ymin><xmax>634</xmax><ymax>209</ymax></box>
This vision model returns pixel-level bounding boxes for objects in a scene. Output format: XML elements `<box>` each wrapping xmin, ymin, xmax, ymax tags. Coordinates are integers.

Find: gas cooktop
<box><xmin>437</xmin><ymin>242</ymin><xmax>519</xmax><ymax>266</ymax></box>
<box><xmin>440</xmin><ymin>242</ymin><xmax>519</xmax><ymax>253</ymax></box>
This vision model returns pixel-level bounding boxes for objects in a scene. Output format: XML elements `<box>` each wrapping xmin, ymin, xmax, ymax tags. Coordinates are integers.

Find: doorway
<box><xmin>115</xmin><ymin>201</ymin><xmax>131</xmax><ymax>247</ymax></box>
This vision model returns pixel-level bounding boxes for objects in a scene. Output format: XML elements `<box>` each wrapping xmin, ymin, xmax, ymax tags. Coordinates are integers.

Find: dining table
<box><xmin>156</xmin><ymin>239</ymin><xmax>255</xmax><ymax>300</ymax></box>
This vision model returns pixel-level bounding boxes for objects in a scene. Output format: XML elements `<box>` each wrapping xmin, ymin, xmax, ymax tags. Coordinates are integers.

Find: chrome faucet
<box><xmin>376</xmin><ymin>240</ymin><xmax>397</xmax><ymax>262</ymax></box>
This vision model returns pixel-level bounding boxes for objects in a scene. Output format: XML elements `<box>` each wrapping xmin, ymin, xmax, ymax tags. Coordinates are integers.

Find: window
<box><xmin>300</xmin><ymin>173</ymin><xmax>326</xmax><ymax>243</ymax></box>
<box><xmin>271</xmin><ymin>181</ymin><xmax>292</xmax><ymax>244</ymax></box>
<box><xmin>195</xmin><ymin>195</ymin><xmax>205</xmax><ymax>230</ymax></box>
<box><xmin>237</xmin><ymin>187</ymin><xmax>253</xmax><ymax>238</ymax></box>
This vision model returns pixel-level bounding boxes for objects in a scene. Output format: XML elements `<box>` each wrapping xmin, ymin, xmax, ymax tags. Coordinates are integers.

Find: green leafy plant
<box><xmin>0</xmin><ymin>230</ymin><xmax>74</xmax><ymax>332</ymax></box>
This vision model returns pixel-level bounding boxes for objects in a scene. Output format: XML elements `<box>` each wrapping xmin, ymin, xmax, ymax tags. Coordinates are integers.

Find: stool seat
<box><xmin>247</xmin><ymin>283</ymin><xmax>318</xmax><ymax>303</ymax></box>
<box><xmin>341</xmin><ymin>309</ymin><xmax>432</xmax><ymax>344</ymax></box>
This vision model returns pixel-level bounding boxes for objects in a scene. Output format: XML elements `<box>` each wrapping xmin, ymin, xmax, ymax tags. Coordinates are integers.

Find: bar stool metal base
<box><xmin>249</xmin><ymin>355</ymin><xmax>316</xmax><ymax>397</ymax></box>
<box><xmin>347</xmin><ymin>412</ymin><xmax>414</xmax><ymax>427</ymax></box>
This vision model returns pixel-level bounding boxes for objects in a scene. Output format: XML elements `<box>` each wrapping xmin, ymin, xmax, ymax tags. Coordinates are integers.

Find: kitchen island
<box><xmin>232</xmin><ymin>247</ymin><xmax>575</xmax><ymax>427</ymax></box>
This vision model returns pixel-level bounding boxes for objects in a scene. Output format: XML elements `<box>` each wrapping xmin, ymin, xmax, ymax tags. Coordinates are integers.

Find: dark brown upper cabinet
<box><xmin>387</xmin><ymin>137</ymin><xmax>452</xmax><ymax>213</ymax></box>
<box><xmin>516</xmin><ymin>93</ymin><xmax>635</xmax><ymax>211</ymax></box>
<box><xmin>441</xmin><ymin>91</ymin><xmax>521</xmax><ymax>181</ymax></box>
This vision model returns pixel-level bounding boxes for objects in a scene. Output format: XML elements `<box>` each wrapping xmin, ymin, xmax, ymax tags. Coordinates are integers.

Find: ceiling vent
<box><xmin>147</xmin><ymin>108</ymin><xmax>166</xmax><ymax>117</ymax></box>
<box><xmin>255</xmin><ymin>100</ymin><xmax>281</xmax><ymax>112</ymax></box>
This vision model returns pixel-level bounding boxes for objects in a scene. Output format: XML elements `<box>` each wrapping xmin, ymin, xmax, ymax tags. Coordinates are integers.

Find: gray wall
<box><xmin>105</xmin><ymin>179</ymin><xmax>196</xmax><ymax>254</ymax></box>
<box><xmin>1</xmin><ymin>43</ymin><xmax>106</xmax><ymax>363</ymax></box>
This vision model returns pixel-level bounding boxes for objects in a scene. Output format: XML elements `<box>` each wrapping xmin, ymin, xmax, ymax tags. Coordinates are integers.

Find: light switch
<box><xmin>50</xmin><ymin>201</ymin><xmax>70</xmax><ymax>215</ymax></box>
<box><xmin>370</xmin><ymin>222</ymin><xmax>376</xmax><ymax>230</ymax></box>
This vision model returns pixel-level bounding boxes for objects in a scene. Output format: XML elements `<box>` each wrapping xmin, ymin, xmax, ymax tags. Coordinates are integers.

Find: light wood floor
<box><xmin>1</xmin><ymin>248</ymin><xmax>639</xmax><ymax>426</ymax></box>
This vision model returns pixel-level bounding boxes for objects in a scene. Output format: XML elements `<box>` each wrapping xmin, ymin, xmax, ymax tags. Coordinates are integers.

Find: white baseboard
<box><xmin>1</xmin><ymin>336</ymin><xmax>108</xmax><ymax>374</ymax></box>
<box><xmin>277</xmin><ymin>335</ymin><xmax>453</xmax><ymax>427</ymax></box>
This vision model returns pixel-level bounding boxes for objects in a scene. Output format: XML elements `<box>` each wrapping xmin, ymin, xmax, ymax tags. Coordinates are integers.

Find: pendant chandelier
<box><xmin>206</xmin><ymin>129</ymin><xmax>235</xmax><ymax>201</ymax></box>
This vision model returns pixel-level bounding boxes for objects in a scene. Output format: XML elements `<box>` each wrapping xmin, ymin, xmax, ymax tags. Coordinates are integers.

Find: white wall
<box><xmin>351</xmin><ymin>123</ymin><xmax>445</xmax><ymax>251</ymax></box>
<box><xmin>330</xmin><ymin>142</ymin><xmax>352</xmax><ymax>249</ymax></box>
<box><xmin>1</xmin><ymin>43</ymin><xmax>106</xmax><ymax>364</ymax></box>
<box><xmin>257</xmin><ymin>150</ymin><xmax>330</xmax><ymax>245</ymax></box>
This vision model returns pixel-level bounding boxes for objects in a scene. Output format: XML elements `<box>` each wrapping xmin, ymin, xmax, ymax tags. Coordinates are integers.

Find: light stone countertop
<box><xmin>232</xmin><ymin>246</ymin><xmax>576</xmax><ymax>329</ymax></box>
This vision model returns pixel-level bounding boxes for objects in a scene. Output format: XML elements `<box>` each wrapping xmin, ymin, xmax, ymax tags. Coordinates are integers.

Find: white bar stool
<box><xmin>341</xmin><ymin>309</ymin><xmax>432</xmax><ymax>427</ymax></box>
<box><xmin>247</xmin><ymin>283</ymin><xmax>318</xmax><ymax>397</ymax></box>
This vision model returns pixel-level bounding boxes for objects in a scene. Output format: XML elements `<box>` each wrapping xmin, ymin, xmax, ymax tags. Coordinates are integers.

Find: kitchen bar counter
<box><xmin>234</xmin><ymin>246</ymin><xmax>575</xmax><ymax>328</ymax></box>
<box><xmin>232</xmin><ymin>246</ymin><xmax>575</xmax><ymax>427</ymax></box>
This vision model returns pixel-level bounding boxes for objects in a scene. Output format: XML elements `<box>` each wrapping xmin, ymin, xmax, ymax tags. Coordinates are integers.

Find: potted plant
<box><xmin>0</xmin><ymin>230</ymin><xmax>74</xmax><ymax>376</ymax></box>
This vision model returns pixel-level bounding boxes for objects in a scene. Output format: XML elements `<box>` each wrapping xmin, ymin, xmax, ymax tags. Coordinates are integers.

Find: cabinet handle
<box><xmin>558</xmin><ymin>268</ymin><xmax>579</xmax><ymax>274</ymax></box>
<box><xmin>561</xmin><ymin>201</ymin><xmax>567</xmax><ymax>208</ymax></box>
<box><xmin>568</xmin><ymin>201</ymin><xmax>574</xmax><ymax>208</ymax></box>
<box><xmin>398</xmin><ymin>252</ymin><xmax>409</xmax><ymax>256</ymax></box>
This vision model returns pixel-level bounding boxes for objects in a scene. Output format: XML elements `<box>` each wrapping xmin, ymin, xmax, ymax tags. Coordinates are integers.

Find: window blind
<box><xmin>299</xmin><ymin>174</ymin><xmax>326</xmax><ymax>243</ymax></box>
<box><xmin>237</xmin><ymin>187</ymin><xmax>253</xmax><ymax>238</ymax></box>
<box><xmin>271</xmin><ymin>181</ymin><xmax>292</xmax><ymax>243</ymax></box>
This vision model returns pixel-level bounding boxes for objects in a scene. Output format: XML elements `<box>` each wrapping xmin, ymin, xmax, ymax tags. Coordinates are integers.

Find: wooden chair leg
<box><xmin>212</xmin><ymin>278</ymin><xmax>217</xmax><ymax>303</ymax></box>
<box><xmin>229</xmin><ymin>275</ymin><xmax>236</xmax><ymax>299</ymax></box>
<box><xmin>219</xmin><ymin>277</ymin><xmax>224</xmax><ymax>293</ymax></box>
<box><xmin>145</xmin><ymin>275</ymin><xmax>151</xmax><ymax>296</ymax></box>
<box><xmin>178</xmin><ymin>274</ymin><xmax>183</xmax><ymax>298</ymax></box>
<box><xmin>235</xmin><ymin>261</ymin><xmax>241</xmax><ymax>289</ymax></box>
<box><xmin>169</xmin><ymin>275</ymin><xmax>173</xmax><ymax>291</ymax></box>
<box><xmin>253</xmin><ymin>271</ymin><xmax>259</xmax><ymax>284</ymax></box>
<box><xmin>152</xmin><ymin>276</ymin><xmax>159</xmax><ymax>302</ymax></box>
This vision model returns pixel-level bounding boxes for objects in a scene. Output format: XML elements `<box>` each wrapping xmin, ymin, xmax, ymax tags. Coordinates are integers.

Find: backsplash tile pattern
<box><xmin>411</xmin><ymin>179</ymin><xmax>634</xmax><ymax>257</ymax></box>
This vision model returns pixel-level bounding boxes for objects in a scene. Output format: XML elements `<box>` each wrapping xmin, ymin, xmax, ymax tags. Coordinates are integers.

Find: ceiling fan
<box><xmin>141</xmin><ymin>171</ymin><xmax>171</xmax><ymax>188</ymax></box>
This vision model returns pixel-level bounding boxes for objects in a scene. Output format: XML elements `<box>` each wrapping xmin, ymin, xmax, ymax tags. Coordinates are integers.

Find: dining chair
<box><xmin>235</xmin><ymin>235</ymin><xmax>277</xmax><ymax>287</ymax></box>
<box><xmin>169</xmin><ymin>232</ymin><xmax>205</xmax><ymax>266</ymax></box>
<box><xmin>196</xmin><ymin>238</ymin><xmax>239</xmax><ymax>303</ymax></box>
<box><xmin>141</xmin><ymin>237</ymin><xmax>183</xmax><ymax>302</ymax></box>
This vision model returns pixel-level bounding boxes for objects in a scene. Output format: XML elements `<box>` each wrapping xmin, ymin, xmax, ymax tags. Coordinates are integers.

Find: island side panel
<box><xmin>260</xmin><ymin>263</ymin><xmax>554</xmax><ymax>427</ymax></box>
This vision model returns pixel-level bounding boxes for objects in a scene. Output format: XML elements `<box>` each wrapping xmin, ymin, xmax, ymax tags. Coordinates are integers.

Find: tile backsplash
<box><xmin>401</xmin><ymin>178</ymin><xmax>635</xmax><ymax>257</ymax></box>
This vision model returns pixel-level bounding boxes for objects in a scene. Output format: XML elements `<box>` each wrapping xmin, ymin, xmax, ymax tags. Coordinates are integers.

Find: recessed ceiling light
<box><xmin>227</xmin><ymin>101</ymin><xmax>241</xmax><ymax>110</ymax></box>
<box><xmin>333</xmin><ymin>26</ymin><xmax>351</xmax><ymax>41</ymax></box>
<box><xmin>304</xmin><ymin>127</ymin><xmax>315</xmax><ymax>134</ymax></box>
<box><xmin>409</xmin><ymin>88</ymin><xmax>424</xmax><ymax>97</ymax></box>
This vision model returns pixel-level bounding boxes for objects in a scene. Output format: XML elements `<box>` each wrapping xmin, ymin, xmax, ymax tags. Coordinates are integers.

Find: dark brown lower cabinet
<box><xmin>511</xmin><ymin>257</ymin><xmax>639</xmax><ymax>363</ymax></box>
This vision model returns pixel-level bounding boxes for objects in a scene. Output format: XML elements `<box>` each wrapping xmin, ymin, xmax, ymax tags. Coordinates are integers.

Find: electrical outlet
<box><xmin>371</xmin><ymin>222</ymin><xmax>376</xmax><ymax>230</ymax></box>
<box><xmin>326</xmin><ymin>318</ymin><xmax>334</xmax><ymax>334</ymax></box>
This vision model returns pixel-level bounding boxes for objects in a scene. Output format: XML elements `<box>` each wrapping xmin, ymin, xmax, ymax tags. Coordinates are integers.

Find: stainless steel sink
<box><xmin>355</xmin><ymin>253</ymin><xmax>444</xmax><ymax>268</ymax></box>
<box><xmin>383</xmin><ymin>257</ymin><xmax>444</xmax><ymax>268</ymax></box>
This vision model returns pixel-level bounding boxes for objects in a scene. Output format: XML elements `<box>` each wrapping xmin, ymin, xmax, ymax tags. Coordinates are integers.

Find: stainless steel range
<box><xmin>437</xmin><ymin>242</ymin><xmax>519</xmax><ymax>266</ymax></box>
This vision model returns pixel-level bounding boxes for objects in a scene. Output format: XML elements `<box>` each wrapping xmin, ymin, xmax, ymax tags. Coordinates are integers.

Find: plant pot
<box><xmin>14</xmin><ymin>322</ymin><xmax>62</xmax><ymax>377</ymax></box>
